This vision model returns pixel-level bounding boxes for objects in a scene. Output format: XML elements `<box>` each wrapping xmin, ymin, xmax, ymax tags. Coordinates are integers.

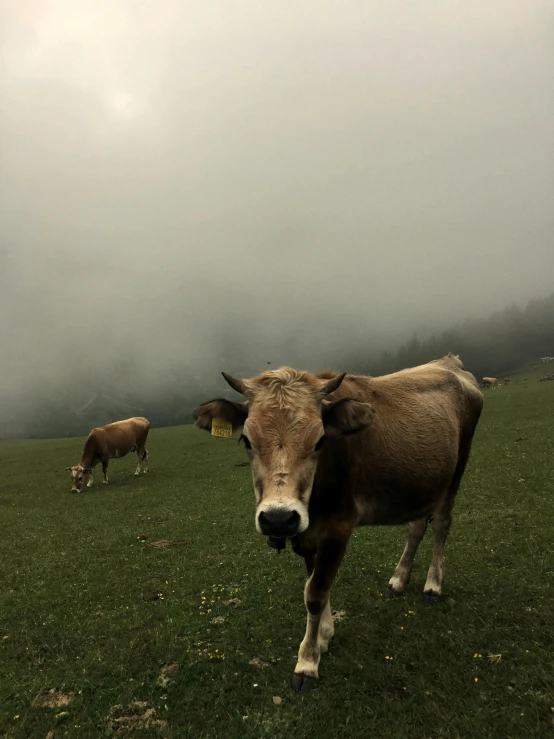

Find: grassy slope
<box><xmin>1</xmin><ymin>375</ymin><xmax>553</xmax><ymax>738</ymax></box>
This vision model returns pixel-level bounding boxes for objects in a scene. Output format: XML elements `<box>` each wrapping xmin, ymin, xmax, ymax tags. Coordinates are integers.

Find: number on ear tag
<box><xmin>211</xmin><ymin>418</ymin><xmax>233</xmax><ymax>438</ymax></box>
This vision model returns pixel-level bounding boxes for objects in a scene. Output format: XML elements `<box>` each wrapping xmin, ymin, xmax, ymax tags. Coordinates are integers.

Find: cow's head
<box><xmin>66</xmin><ymin>464</ymin><xmax>92</xmax><ymax>493</ymax></box>
<box><xmin>194</xmin><ymin>368</ymin><xmax>374</xmax><ymax>538</ymax></box>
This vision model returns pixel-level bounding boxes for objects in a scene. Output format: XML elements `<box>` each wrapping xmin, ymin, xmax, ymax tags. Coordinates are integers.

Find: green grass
<box><xmin>1</xmin><ymin>375</ymin><xmax>554</xmax><ymax>738</ymax></box>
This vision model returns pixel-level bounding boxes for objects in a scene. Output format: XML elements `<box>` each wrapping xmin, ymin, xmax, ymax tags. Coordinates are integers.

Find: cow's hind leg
<box><xmin>423</xmin><ymin>433</ymin><xmax>477</xmax><ymax>604</ymax></box>
<box><xmin>293</xmin><ymin>536</ymin><xmax>349</xmax><ymax>692</ymax></box>
<box><xmin>388</xmin><ymin>517</ymin><xmax>428</xmax><ymax>596</ymax></box>
<box><xmin>423</xmin><ymin>499</ymin><xmax>453</xmax><ymax>603</ymax></box>
<box><xmin>135</xmin><ymin>447</ymin><xmax>148</xmax><ymax>475</ymax></box>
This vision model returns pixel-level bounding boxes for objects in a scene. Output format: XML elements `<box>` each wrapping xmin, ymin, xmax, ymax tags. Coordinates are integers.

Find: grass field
<box><xmin>1</xmin><ymin>367</ymin><xmax>554</xmax><ymax>738</ymax></box>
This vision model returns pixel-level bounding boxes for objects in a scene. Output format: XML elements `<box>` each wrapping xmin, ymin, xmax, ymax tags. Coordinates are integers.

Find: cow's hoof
<box><xmin>423</xmin><ymin>590</ymin><xmax>440</xmax><ymax>605</ymax></box>
<box><xmin>386</xmin><ymin>586</ymin><xmax>404</xmax><ymax>598</ymax></box>
<box><xmin>291</xmin><ymin>673</ymin><xmax>318</xmax><ymax>692</ymax></box>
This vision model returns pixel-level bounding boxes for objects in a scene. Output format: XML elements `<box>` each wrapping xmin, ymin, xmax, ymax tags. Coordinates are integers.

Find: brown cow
<box><xmin>193</xmin><ymin>353</ymin><xmax>483</xmax><ymax>691</ymax></box>
<box><xmin>66</xmin><ymin>417</ymin><xmax>150</xmax><ymax>493</ymax></box>
<box><xmin>482</xmin><ymin>377</ymin><xmax>499</xmax><ymax>389</ymax></box>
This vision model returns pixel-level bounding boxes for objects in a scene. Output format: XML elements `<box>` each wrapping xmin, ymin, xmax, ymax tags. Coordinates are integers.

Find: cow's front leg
<box><xmin>102</xmin><ymin>459</ymin><xmax>109</xmax><ymax>484</ymax></box>
<box><xmin>317</xmin><ymin>599</ymin><xmax>334</xmax><ymax>653</ymax></box>
<box><xmin>292</xmin><ymin>537</ymin><xmax>349</xmax><ymax>692</ymax></box>
<box><xmin>134</xmin><ymin>450</ymin><xmax>142</xmax><ymax>476</ymax></box>
<box><xmin>81</xmin><ymin>466</ymin><xmax>94</xmax><ymax>489</ymax></box>
<box><xmin>291</xmin><ymin>540</ymin><xmax>332</xmax><ymax>651</ymax></box>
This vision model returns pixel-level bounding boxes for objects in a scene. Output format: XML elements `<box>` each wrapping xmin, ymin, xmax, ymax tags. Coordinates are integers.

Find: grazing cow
<box><xmin>66</xmin><ymin>417</ymin><xmax>150</xmax><ymax>493</ymax></box>
<box><xmin>194</xmin><ymin>353</ymin><xmax>483</xmax><ymax>691</ymax></box>
<box><xmin>482</xmin><ymin>377</ymin><xmax>500</xmax><ymax>389</ymax></box>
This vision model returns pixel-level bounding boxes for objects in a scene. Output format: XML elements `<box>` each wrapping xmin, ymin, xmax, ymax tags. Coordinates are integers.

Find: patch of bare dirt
<box><xmin>142</xmin><ymin>590</ymin><xmax>164</xmax><ymax>601</ymax></box>
<box><xmin>211</xmin><ymin>616</ymin><xmax>226</xmax><ymax>625</ymax></box>
<box><xmin>33</xmin><ymin>689</ymin><xmax>73</xmax><ymax>709</ymax></box>
<box><xmin>157</xmin><ymin>663</ymin><xmax>178</xmax><ymax>688</ymax></box>
<box><xmin>107</xmin><ymin>701</ymin><xmax>167</xmax><ymax>735</ymax></box>
<box><xmin>223</xmin><ymin>598</ymin><xmax>242</xmax><ymax>607</ymax></box>
<box><xmin>249</xmin><ymin>657</ymin><xmax>269</xmax><ymax>669</ymax></box>
<box><xmin>147</xmin><ymin>539</ymin><xmax>189</xmax><ymax>548</ymax></box>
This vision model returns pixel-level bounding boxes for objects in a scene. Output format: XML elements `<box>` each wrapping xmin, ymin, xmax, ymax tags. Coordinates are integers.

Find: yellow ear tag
<box><xmin>211</xmin><ymin>418</ymin><xmax>233</xmax><ymax>438</ymax></box>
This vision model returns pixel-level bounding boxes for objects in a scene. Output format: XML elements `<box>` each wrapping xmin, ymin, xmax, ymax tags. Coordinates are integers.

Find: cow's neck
<box><xmin>80</xmin><ymin>451</ymin><xmax>95</xmax><ymax>469</ymax></box>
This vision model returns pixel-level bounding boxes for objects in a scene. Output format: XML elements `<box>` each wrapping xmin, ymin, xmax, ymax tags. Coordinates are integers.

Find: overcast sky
<box><xmin>1</xmin><ymin>0</ymin><xmax>553</xmax><ymax>404</ymax></box>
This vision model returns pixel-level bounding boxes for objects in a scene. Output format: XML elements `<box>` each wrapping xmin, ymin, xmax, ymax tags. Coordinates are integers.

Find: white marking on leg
<box><xmin>423</xmin><ymin>574</ymin><xmax>442</xmax><ymax>595</ymax></box>
<box><xmin>87</xmin><ymin>477</ymin><xmax>94</xmax><ymax>488</ymax></box>
<box><xmin>388</xmin><ymin>574</ymin><xmax>407</xmax><ymax>593</ymax></box>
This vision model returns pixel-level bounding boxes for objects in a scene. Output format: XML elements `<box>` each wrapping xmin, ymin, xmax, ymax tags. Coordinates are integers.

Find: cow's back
<box><xmin>315</xmin><ymin>359</ymin><xmax>482</xmax><ymax>525</ymax></box>
<box><xmin>91</xmin><ymin>417</ymin><xmax>149</xmax><ymax>457</ymax></box>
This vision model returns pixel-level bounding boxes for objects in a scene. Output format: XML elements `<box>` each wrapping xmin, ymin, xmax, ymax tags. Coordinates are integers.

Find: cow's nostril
<box><xmin>258</xmin><ymin>509</ymin><xmax>300</xmax><ymax>536</ymax></box>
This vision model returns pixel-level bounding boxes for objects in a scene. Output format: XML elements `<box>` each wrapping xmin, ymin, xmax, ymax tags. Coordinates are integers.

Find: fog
<box><xmin>1</xmin><ymin>1</ymin><xmax>553</xmax><ymax>435</ymax></box>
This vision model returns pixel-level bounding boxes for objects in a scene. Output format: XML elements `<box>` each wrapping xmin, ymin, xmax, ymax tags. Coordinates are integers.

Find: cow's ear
<box><xmin>66</xmin><ymin>466</ymin><xmax>72</xmax><ymax>471</ymax></box>
<box><xmin>322</xmin><ymin>398</ymin><xmax>375</xmax><ymax>438</ymax></box>
<box><xmin>193</xmin><ymin>398</ymin><xmax>248</xmax><ymax>433</ymax></box>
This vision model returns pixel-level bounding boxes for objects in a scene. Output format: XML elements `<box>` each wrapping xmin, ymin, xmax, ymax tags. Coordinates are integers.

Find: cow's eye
<box><xmin>314</xmin><ymin>435</ymin><xmax>326</xmax><ymax>451</ymax></box>
<box><xmin>78</xmin><ymin>475</ymin><xmax>83</xmax><ymax>481</ymax></box>
<box><xmin>239</xmin><ymin>434</ymin><xmax>252</xmax><ymax>450</ymax></box>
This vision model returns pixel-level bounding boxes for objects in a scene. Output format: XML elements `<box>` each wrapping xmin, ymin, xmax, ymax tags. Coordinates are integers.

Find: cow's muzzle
<box><xmin>258</xmin><ymin>509</ymin><xmax>301</xmax><ymax>537</ymax></box>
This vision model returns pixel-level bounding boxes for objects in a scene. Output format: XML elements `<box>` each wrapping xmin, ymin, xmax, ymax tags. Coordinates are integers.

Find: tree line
<box><xmin>358</xmin><ymin>292</ymin><xmax>554</xmax><ymax>382</ymax></box>
<box><xmin>2</xmin><ymin>292</ymin><xmax>553</xmax><ymax>439</ymax></box>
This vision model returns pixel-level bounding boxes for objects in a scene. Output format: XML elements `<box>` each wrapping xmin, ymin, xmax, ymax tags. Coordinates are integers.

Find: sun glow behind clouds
<box><xmin>109</xmin><ymin>91</ymin><xmax>138</xmax><ymax>118</ymax></box>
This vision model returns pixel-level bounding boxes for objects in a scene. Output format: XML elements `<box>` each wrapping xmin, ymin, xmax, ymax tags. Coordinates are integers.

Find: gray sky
<box><xmin>1</xmin><ymin>0</ymin><xmax>553</xmax><ymax>406</ymax></box>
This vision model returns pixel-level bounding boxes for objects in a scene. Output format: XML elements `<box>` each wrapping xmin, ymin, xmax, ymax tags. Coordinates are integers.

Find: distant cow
<box><xmin>66</xmin><ymin>417</ymin><xmax>150</xmax><ymax>493</ymax></box>
<box><xmin>194</xmin><ymin>353</ymin><xmax>483</xmax><ymax>691</ymax></box>
<box><xmin>482</xmin><ymin>377</ymin><xmax>500</xmax><ymax>389</ymax></box>
<box><xmin>504</xmin><ymin>378</ymin><xmax>511</xmax><ymax>384</ymax></box>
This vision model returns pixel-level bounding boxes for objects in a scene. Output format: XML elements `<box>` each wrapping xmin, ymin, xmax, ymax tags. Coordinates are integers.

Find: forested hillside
<box><xmin>362</xmin><ymin>292</ymin><xmax>554</xmax><ymax>381</ymax></box>
<box><xmin>2</xmin><ymin>293</ymin><xmax>553</xmax><ymax>439</ymax></box>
